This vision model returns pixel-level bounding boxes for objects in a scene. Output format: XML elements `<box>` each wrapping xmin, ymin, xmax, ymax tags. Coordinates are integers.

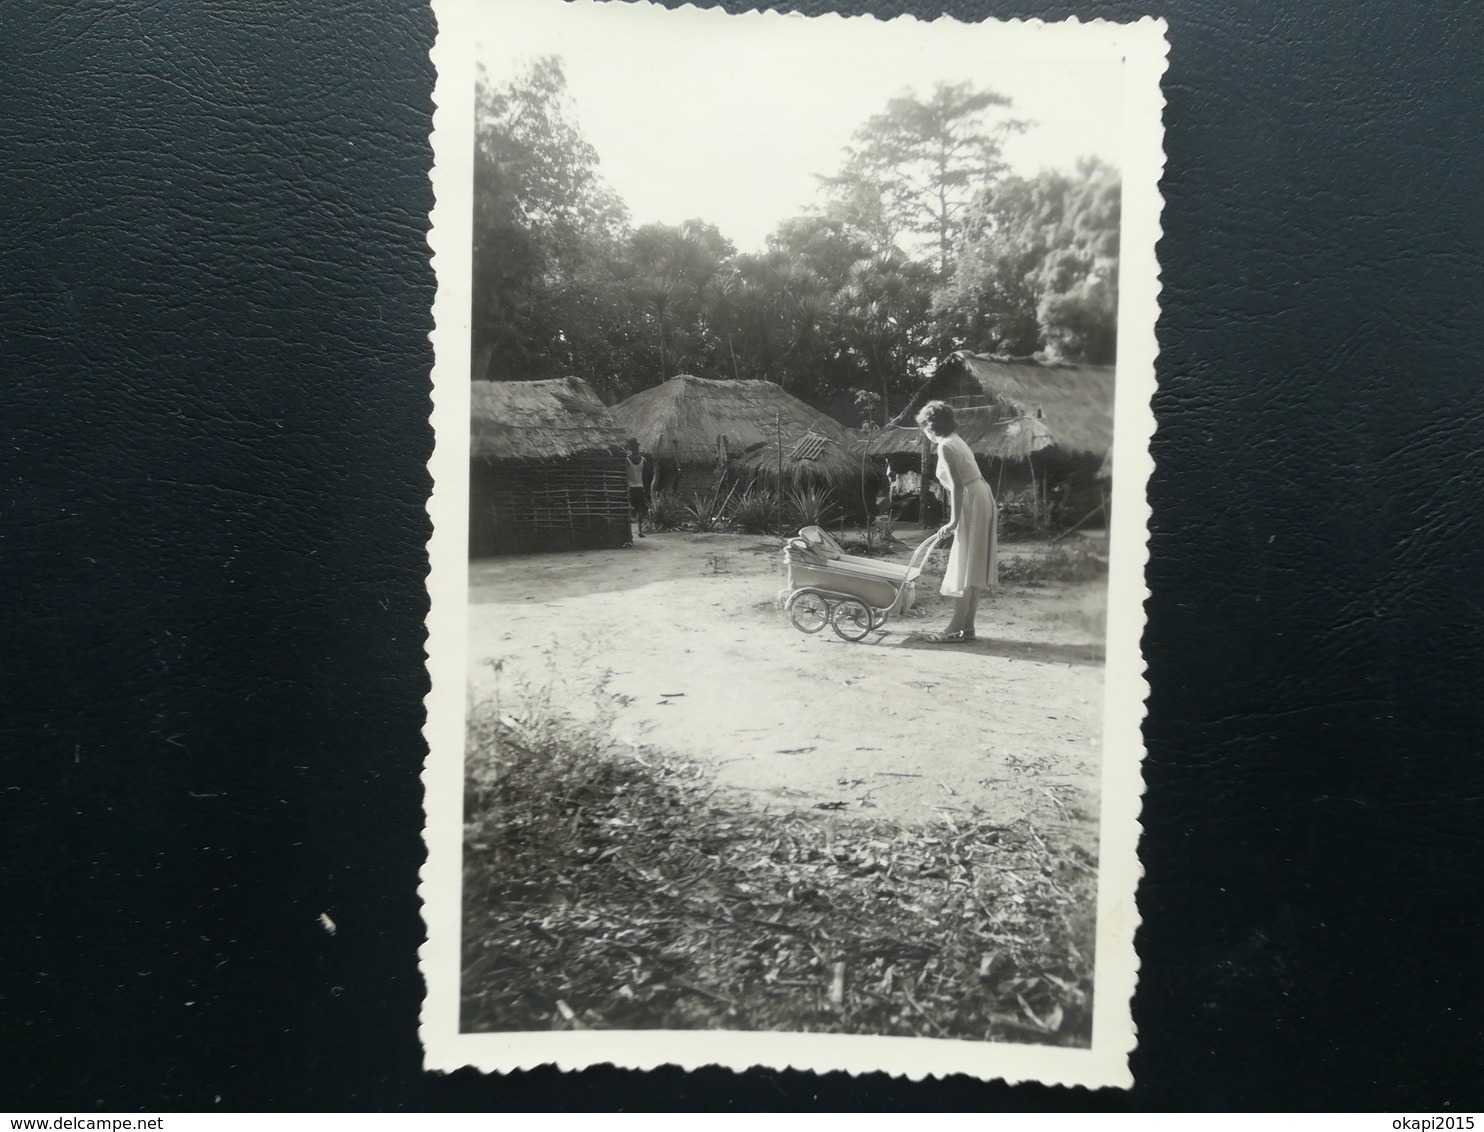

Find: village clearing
<box><xmin>461</xmin><ymin>529</ymin><xmax>1110</xmax><ymax>1044</ymax></box>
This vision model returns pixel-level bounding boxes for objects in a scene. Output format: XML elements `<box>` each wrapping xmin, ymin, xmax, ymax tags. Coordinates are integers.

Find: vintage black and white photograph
<box><xmin>423</xmin><ymin>0</ymin><xmax>1165</xmax><ymax>1086</ymax></box>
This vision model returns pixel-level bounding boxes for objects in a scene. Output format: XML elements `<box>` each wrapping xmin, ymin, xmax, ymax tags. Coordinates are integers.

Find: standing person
<box><xmin>916</xmin><ymin>400</ymin><xmax>997</xmax><ymax>642</ymax></box>
<box><xmin>624</xmin><ymin>438</ymin><xmax>650</xmax><ymax>539</ymax></box>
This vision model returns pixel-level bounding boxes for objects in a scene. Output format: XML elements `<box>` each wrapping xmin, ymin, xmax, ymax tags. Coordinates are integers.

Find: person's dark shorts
<box><xmin>629</xmin><ymin>486</ymin><xmax>649</xmax><ymax>513</ymax></box>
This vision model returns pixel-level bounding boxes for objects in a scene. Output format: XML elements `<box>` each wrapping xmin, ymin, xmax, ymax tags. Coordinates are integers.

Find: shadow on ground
<box><xmin>884</xmin><ymin>634</ymin><xmax>1105</xmax><ymax>665</ymax></box>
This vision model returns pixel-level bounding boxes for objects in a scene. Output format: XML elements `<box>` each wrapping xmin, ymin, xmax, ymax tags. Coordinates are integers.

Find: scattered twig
<box><xmin>901</xmin><ymin>986</ymin><xmax>950</xmax><ymax>1038</ymax></box>
<box><xmin>673</xmin><ymin>978</ymin><xmax>737</xmax><ymax>1007</ymax></box>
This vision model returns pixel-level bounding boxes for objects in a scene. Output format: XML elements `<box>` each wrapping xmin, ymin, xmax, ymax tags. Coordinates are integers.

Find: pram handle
<box><xmin>903</xmin><ymin>529</ymin><xmax>946</xmax><ymax>578</ymax></box>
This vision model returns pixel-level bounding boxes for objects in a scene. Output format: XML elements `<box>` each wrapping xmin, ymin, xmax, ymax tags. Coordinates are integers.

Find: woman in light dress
<box><xmin>916</xmin><ymin>400</ymin><xmax>998</xmax><ymax>643</ymax></box>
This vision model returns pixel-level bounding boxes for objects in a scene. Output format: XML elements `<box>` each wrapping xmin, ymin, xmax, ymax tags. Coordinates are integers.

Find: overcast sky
<box><xmin>476</xmin><ymin>0</ymin><xmax>1126</xmax><ymax>253</ymax></box>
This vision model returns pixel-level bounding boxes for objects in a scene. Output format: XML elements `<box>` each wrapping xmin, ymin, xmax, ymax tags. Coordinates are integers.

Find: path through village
<box><xmin>466</xmin><ymin>529</ymin><xmax>1109</xmax><ymax>853</ymax></box>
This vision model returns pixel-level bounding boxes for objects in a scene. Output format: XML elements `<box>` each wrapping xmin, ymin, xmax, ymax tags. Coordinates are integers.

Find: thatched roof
<box><xmin>728</xmin><ymin>429</ymin><xmax>868</xmax><ymax>487</ymax></box>
<box><xmin>864</xmin><ymin>409</ymin><xmax>1055</xmax><ymax>462</ymax></box>
<box><xmin>891</xmin><ymin>352</ymin><xmax>1115</xmax><ymax>460</ymax></box>
<box><xmin>470</xmin><ymin>377</ymin><xmax>626</xmax><ymax>462</ymax></box>
<box><xmin>611</xmin><ymin>375</ymin><xmax>854</xmax><ymax>465</ymax></box>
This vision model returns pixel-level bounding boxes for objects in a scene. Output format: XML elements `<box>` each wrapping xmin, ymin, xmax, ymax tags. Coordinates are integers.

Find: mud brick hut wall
<box><xmin>610</xmin><ymin>374</ymin><xmax>873</xmax><ymax>510</ymax></box>
<box><xmin>872</xmin><ymin>352</ymin><xmax>1116</xmax><ymax>524</ymax></box>
<box><xmin>469</xmin><ymin>377</ymin><xmax>630</xmax><ymax>556</ymax></box>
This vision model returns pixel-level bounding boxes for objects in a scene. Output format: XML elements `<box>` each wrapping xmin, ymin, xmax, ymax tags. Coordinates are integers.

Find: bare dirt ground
<box><xmin>466</xmin><ymin>527</ymin><xmax>1107</xmax><ymax>851</ymax></box>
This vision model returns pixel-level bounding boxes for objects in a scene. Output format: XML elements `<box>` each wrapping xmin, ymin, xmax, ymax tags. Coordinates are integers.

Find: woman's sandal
<box><xmin>923</xmin><ymin>628</ymin><xmax>975</xmax><ymax>643</ymax></box>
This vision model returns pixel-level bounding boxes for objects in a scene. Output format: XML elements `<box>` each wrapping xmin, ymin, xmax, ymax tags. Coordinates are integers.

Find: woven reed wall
<box><xmin>469</xmin><ymin>454</ymin><xmax>630</xmax><ymax>555</ymax></box>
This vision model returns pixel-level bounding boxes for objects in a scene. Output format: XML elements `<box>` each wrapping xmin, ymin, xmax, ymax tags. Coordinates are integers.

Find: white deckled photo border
<box><xmin>422</xmin><ymin>0</ymin><xmax>1165</xmax><ymax>1088</ymax></box>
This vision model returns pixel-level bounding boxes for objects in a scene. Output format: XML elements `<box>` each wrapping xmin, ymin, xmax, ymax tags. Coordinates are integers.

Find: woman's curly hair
<box><xmin>916</xmin><ymin>400</ymin><xmax>957</xmax><ymax>437</ymax></box>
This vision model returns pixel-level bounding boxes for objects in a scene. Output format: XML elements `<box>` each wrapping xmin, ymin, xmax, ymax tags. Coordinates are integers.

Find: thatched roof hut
<box><xmin>471</xmin><ymin>376</ymin><xmax>626</xmax><ymax>462</ymax></box>
<box><xmin>728</xmin><ymin>428</ymin><xmax>867</xmax><ymax>489</ymax></box>
<box><xmin>610</xmin><ymin>375</ymin><xmax>870</xmax><ymax>499</ymax></box>
<box><xmin>873</xmin><ymin>352</ymin><xmax>1118</xmax><ymax>527</ymax></box>
<box><xmin>889</xmin><ymin>352</ymin><xmax>1115</xmax><ymax>463</ymax></box>
<box><xmin>611</xmin><ymin>374</ymin><xmax>855</xmax><ymax>464</ymax></box>
<box><xmin>468</xmin><ymin>377</ymin><xmax>630</xmax><ymax>555</ymax></box>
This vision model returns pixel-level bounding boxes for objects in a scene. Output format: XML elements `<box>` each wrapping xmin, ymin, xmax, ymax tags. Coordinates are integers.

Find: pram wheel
<box><xmin>786</xmin><ymin>590</ymin><xmax>830</xmax><ymax>634</ymax></box>
<box><xmin>831</xmin><ymin>598</ymin><xmax>875</xmax><ymax>642</ymax></box>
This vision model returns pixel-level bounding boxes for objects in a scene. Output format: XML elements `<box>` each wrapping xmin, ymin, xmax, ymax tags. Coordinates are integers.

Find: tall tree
<box><xmin>822</xmin><ymin>82</ymin><xmax>1022</xmax><ymax>279</ymax></box>
<box><xmin>621</xmin><ymin>219</ymin><xmax>735</xmax><ymax>382</ymax></box>
<box><xmin>937</xmin><ymin>158</ymin><xmax>1121</xmax><ymax>363</ymax></box>
<box><xmin>470</xmin><ymin>57</ymin><xmax>628</xmax><ymax>381</ymax></box>
<box><xmin>717</xmin><ymin>249</ymin><xmax>832</xmax><ymax>391</ymax></box>
<box><xmin>831</xmin><ymin>249</ymin><xmax>937</xmax><ymax>422</ymax></box>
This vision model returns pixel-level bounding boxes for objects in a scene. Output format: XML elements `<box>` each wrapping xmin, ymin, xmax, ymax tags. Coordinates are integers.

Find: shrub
<box><xmin>730</xmin><ymin>487</ymin><xmax>783</xmax><ymax>535</ymax></box>
<box><xmin>645</xmin><ymin>490</ymin><xmax>687</xmax><ymax>532</ymax></box>
<box><xmin>998</xmin><ymin>543</ymin><xmax>1109</xmax><ymax>586</ymax></box>
<box><xmin>784</xmin><ymin>483</ymin><xmax>838</xmax><ymax>530</ymax></box>
<box><xmin>682</xmin><ymin>482</ymin><xmax>737</xmax><ymax>532</ymax></box>
<box><xmin>997</xmin><ymin>490</ymin><xmax>1049</xmax><ymax>539</ymax></box>
<box><xmin>997</xmin><ymin>484</ymin><xmax>1083</xmax><ymax>539</ymax></box>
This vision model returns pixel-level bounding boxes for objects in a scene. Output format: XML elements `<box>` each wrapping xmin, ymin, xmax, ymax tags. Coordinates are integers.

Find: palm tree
<box><xmin>626</xmin><ymin>220</ymin><xmax>734</xmax><ymax>381</ymax></box>
<box><xmin>833</xmin><ymin>249</ymin><xmax>932</xmax><ymax>422</ymax></box>
<box><xmin>721</xmin><ymin>250</ymin><xmax>832</xmax><ymax>390</ymax></box>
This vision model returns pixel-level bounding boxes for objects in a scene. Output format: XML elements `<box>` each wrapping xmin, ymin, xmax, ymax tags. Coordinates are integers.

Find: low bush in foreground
<box><xmin>998</xmin><ymin>542</ymin><xmax>1109</xmax><ymax>586</ymax></box>
<box><xmin>462</xmin><ymin>696</ymin><xmax>1097</xmax><ymax>1045</ymax></box>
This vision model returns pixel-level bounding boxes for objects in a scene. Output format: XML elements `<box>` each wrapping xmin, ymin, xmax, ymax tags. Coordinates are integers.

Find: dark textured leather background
<box><xmin>3</xmin><ymin>0</ymin><xmax>1481</xmax><ymax>1112</ymax></box>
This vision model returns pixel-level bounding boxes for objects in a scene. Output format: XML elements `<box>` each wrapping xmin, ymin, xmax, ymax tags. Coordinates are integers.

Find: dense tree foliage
<box><xmin>470</xmin><ymin>57</ymin><xmax>629</xmax><ymax>381</ymax></box>
<box><xmin>937</xmin><ymin>159</ymin><xmax>1121</xmax><ymax>362</ymax></box>
<box><xmin>470</xmin><ymin>62</ymin><xmax>1120</xmax><ymax>411</ymax></box>
<box><xmin>617</xmin><ymin>220</ymin><xmax>729</xmax><ymax>385</ymax></box>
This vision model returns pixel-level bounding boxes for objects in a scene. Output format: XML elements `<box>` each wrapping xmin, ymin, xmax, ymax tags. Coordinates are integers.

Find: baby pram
<box><xmin>780</xmin><ymin>526</ymin><xmax>945</xmax><ymax>641</ymax></box>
